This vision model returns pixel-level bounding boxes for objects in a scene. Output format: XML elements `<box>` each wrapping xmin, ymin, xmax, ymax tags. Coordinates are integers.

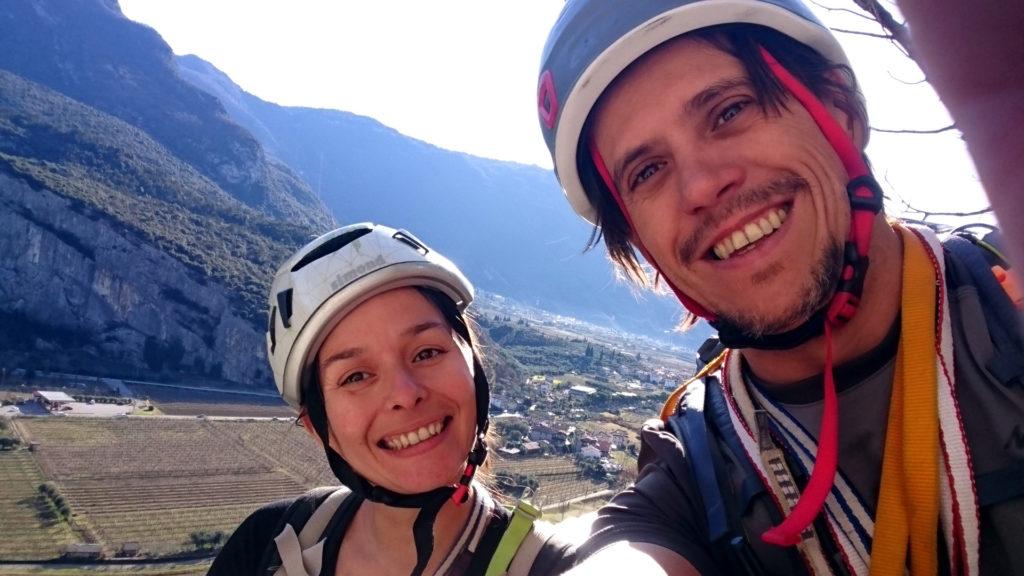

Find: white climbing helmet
<box><xmin>266</xmin><ymin>223</ymin><xmax>474</xmax><ymax>410</ymax></box>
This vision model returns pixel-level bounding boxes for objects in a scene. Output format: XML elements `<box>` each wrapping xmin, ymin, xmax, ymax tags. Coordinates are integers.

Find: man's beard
<box><xmin>713</xmin><ymin>239</ymin><xmax>844</xmax><ymax>339</ymax></box>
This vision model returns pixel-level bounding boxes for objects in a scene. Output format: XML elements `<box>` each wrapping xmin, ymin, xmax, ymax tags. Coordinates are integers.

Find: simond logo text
<box><xmin>330</xmin><ymin>254</ymin><xmax>387</xmax><ymax>292</ymax></box>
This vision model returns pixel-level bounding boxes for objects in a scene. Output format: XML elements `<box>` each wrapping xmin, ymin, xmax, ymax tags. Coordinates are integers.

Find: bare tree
<box><xmin>811</xmin><ymin>0</ymin><xmax>994</xmax><ymax>222</ymax></box>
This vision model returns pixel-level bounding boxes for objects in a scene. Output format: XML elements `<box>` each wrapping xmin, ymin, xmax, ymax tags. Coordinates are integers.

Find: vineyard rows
<box><xmin>6</xmin><ymin>418</ymin><xmax>617</xmax><ymax>560</ymax></box>
<box><xmin>25</xmin><ymin>419</ymin><xmax>275</xmax><ymax>479</ymax></box>
<box><xmin>61</xmin><ymin>473</ymin><xmax>303</xmax><ymax>512</ymax></box>
<box><xmin>85</xmin><ymin>504</ymin><xmax>259</xmax><ymax>555</ymax></box>
<box><xmin>0</xmin><ymin>450</ymin><xmax>79</xmax><ymax>560</ymax></box>
<box><xmin>494</xmin><ymin>456</ymin><xmax>610</xmax><ymax>507</ymax></box>
<box><xmin>209</xmin><ymin>420</ymin><xmax>338</xmax><ymax>486</ymax></box>
<box><xmin>12</xmin><ymin>418</ymin><xmax>327</xmax><ymax>558</ymax></box>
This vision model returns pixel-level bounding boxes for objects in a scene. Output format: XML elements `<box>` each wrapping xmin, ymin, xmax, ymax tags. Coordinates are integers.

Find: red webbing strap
<box><xmin>761</xmin><ymin>321</ymin><xmax>841</xmax><ymax>547</ymax></box>
<box><xmin>451</xmin><ymin>463</ymin><xmax>475</xmax><ymax>505</ymax></box>
<box><xmin>755</xmin><ymin>46</ymin><xmax>880</xmax><ymax>548</ymax></box>
<box><xmin>758</xmin><ymin>47</ymin><xmax>881</xmax><ymax>327</ymax></box>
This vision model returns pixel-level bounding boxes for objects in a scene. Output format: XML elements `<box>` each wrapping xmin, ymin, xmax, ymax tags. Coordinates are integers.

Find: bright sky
<box><xmin>120</xmin><ymin>0</ymin><xmax>992</xmax><ymax>227</ymax></box>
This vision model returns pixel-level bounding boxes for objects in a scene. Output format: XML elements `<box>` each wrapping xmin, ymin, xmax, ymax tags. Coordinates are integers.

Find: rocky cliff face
<box><xmin>0</xmin><ymin>172</ymin><xmax>268</xmax><ymax>385</ymax></box>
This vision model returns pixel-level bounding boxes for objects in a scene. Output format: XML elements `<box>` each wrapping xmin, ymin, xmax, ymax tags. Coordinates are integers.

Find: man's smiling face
<box><xmin>591</xmin><ymin>36</ymin><xmax>858</xmax><ymax>336</ymax></box>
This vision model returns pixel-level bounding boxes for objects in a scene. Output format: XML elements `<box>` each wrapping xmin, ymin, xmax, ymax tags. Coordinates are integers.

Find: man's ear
<box><xmin>846</xmin><ymin>107</ymin><xmax>869</xmax><ymax>151</ymax></box>
<box><xmin>825</xmin><ymin>70</ymin><xmax>869</xmax><ymax>150</ymax></box>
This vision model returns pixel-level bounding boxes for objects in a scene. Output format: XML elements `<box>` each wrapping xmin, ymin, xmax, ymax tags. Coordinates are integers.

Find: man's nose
<box><xmin>673</xmin><ymin>155</ymin><xmax>745</xmax><ymax>215</ymax></box>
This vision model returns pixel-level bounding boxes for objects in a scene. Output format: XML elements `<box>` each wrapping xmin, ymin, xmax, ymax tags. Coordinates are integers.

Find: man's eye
<box><xmin>630</xmin><ymin>161</ymin><xmax>665</xmax><ymax>190</ymax></box>
<box><xmin>414</xmin><ymin>348</ymin><xmax>443</xmax><ymax>362</ymax></box>
<box><xmin>714</xmin><ymin>100</ymin><xmax>749</xmax><ymax>128</ymax></box>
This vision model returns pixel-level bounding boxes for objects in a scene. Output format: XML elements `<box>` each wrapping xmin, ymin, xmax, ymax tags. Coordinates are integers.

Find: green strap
<box><xmin>484</xmin><ymin>500</ymin><xmax>542</xmax><ymax>576</ymax></box>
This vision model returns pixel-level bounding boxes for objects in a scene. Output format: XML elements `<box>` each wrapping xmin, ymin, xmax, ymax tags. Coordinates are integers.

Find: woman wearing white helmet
<box><xmin>208</xmin><ymin>223</ymin><xmax>576</xmax><ymax>576</ymax></box>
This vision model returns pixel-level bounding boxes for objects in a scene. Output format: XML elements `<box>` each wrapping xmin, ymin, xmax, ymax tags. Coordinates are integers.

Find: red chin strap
<box><xmin>451</xmin><ymin>432</ymin><xmax>489</xmax><ymax>506</ymax></box>
<box><xmin>588</xmin><ymin>46</ymin><xmax>884</xmax><ymax>547</ymax></box>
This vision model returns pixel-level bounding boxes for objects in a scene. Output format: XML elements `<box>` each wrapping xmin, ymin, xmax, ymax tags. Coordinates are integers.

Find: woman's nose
<box><xmin>388</xmin><ymin>368</ymin><xmax>425</xmax><ymax>410</ymax></box>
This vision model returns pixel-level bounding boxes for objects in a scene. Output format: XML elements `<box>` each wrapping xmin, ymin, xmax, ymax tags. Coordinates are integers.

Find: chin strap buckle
<box><xmin>847</xmin><ymin>175</ymin><xmax>884</xmax><ymax>214</ymax></box>
<box><xmin>829</xmin><ymin>242</ymin><xmax>870</xmax><ymax>327</ymax></box>
<box><xmin>452</xmin><ymin>434</ymin><xmax>489</xmax><ymax>506</ymax></box>
<box><xmin>451</xmin><ymin>464</ymin><xmax>476</xmax><ymax>505</ymax></box>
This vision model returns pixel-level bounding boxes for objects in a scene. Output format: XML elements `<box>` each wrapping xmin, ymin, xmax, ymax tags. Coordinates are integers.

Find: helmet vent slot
<box><xmin>393</xmin><ymin>230</ymin><xmax>429</xmax><ymax>255</ymax></box>
<box><xmin>291</xmin><ymin>227</ymin><xmax>373</xmax><ymax>272</ymax></box>
<box><xmin>277</xmin><ymin>289</ymin><xmax>294</xmax><ymax>329</ymax></box>
<box><xmin>268</xmin><ymin>306</ymin><xmax>278</xmax><ymax>354</ymax></box>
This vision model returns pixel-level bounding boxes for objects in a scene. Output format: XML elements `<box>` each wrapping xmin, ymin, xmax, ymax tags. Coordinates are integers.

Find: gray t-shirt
<box><xmin>578</xmin><ymin>266</ymin><xmax>1024</xmax><ymax>574</ymax></box>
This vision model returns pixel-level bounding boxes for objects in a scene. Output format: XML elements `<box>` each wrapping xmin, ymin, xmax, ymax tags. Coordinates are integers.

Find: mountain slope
<box><xmin>0</xmin><ymin>1</ymin><xmax>344</xmax><ymax>385</ymax></box>
<box><xmin>177</xmin><ymin>55</ymin><xmax>704</xmax><ymax>345</ymax></box>
<box><xmin>0</xmin><ymin>0</ymin><xmax>333</xmax><ymax>230</ymax></box>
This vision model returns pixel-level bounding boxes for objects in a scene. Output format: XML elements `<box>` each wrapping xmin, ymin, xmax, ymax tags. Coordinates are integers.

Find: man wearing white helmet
<box><xmin>536</xmin><ymin>1</ymin><xmax>1024</xmax><ymax>574</ymax></box>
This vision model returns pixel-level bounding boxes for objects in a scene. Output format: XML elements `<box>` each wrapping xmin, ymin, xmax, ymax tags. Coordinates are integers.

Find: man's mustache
<box><xmin>678</xmin><ymin>175</ymin><xmax>809</xmax><ymax>263</ymax></box>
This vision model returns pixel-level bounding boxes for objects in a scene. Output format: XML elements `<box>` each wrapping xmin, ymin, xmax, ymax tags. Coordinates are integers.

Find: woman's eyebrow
<box><xmin>320</xmin><ymin>321</ymin><xmax>445</xmax><ymax>368</ymax></box>
<box><xmin>320</xmin><ymin>347</ymin><xmax>364</xmax><ymax>368</ymax></box>
<box><xmin>404</xmin><ymin>320</ymin><xmax>446</xmax><ymax>337</ymax></box>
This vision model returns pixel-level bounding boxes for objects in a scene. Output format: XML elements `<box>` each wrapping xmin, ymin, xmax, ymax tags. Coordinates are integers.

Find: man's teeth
<box><xmin>712</xmin><ymin>208</ymin><xmax>787</xmax><ymax>260</ymax></box>
<box><xmin>384</xmin><ymin>420</ymin><xmax>444</xmax><ymax>450</ymax></box>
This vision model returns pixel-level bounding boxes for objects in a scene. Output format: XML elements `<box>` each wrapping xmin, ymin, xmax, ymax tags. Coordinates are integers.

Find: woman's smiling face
<box><xmin>316</xmin><ymin>287</ymin><xmax>477</xmax><ymax>494</ymax></box>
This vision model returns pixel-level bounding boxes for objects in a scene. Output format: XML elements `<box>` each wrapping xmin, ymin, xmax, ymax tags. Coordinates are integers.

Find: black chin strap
<box><xmin>711</xmin><ymin>176</ymin><xmax>883</xmax><ymax>352</ymax></box>
<box><xmin>303</xmin><ymin>352</ymin><xmax>492</xmax><ymax>576</ymax></box>
<box><xmin>712</xmin><ymin>307</ymin><xmax>827</xmax><ymax>350</ymax></box>
<box><xmin>410</xmin><ymin>491</ymin><xmax>452</xmax><ymax>576</ymax></box>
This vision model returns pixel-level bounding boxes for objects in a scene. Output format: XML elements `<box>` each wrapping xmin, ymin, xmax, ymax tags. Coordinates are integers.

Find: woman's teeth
<box><xmin>384</xmin><ymin>419</ymin><xmax>444</xmax><ymax>450</ymax></box>
<box><xmin>712</xmin><ymin>207</ymin><xmax>788</xmax><ymax>260</ymax></box>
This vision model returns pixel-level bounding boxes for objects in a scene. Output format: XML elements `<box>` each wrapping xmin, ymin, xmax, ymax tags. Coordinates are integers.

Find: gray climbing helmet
<box><xmin>536</xmin><ymin>0</ymin><xmax>852</xmax><ymax>224</ymax></box>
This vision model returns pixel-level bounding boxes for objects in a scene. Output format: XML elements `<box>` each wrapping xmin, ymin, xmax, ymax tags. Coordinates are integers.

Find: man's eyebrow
<box><xmin>610</xmin><ymin>77</ymin><xmax>750</xmax><ymax>186</ymax></box>
<box><xmin>613</xmin><ymin>144</ymin><xmax>654</xmax><ymax>189</ymax></box>
<box><xmin>686</xmin><ymin>76</ymin><xmax>750</xmax><ymax>115</ymax></box>
<box><xmin>320</xmin><ymin>321</ymin><xmax>446</xmax><ymax>368</ymax></box>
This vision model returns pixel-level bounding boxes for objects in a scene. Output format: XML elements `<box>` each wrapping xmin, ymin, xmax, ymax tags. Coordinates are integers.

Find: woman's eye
<box><xmin>340</xmin><ymin>371</ymin><xmax>367</xmax><ymax>386</ymax></box>
<box><xmin>629</xmin><ymin>161</ymin><xmax>665</xmax><ymax>190</ymax></box>
<box><xmin>714</xmin><ymin>100</ymin><xmax>749</xmax><ymax>129</ymax></box>
<box><xmin>414</xmin><ymin>348</ymin><xmax>442</xmax><ymax>362</ymax></box>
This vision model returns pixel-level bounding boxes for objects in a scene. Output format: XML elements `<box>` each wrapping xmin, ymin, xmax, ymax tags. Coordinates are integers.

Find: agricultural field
<box><xmin>208</xmin><ymin>420</ymin><xmax>338</xmax><ymax>487</ymax></box>
<box><xmin>0</xmin><ymin>450</ymin><xmax>79</xmax><ymax>560</ymax></box>
<box><xmin>493</xmin><ymin>455</ymin><xmax>611</xmax><ymax>511</ymax></box>
<box><xmin>8</xmin><ymin>417</ymin><xmax>332</xmax><ymax>558</ymax></box>
<box><xmin>128</xmin><ymin>383</ymin><xmax>294</xmax><ymax>418</ymax></box>
<box><xmin>3</xmin><ymin>416</ymin><xmax>614</xmax><ymax>562</ymax></box>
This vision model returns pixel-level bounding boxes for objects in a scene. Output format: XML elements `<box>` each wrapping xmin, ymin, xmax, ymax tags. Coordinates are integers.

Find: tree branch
<box><xmin>904</xmin><ymin>206</ymin><xmax>994</xmax><ymax>218</ymax></box>
<box><xmin>871</xmin><ymin>123</ymin><xmax>958</xmax><ymax>134</ymax></box>
<box><xmin>886</xmin><ymin>70</ymin><xmax>928</xmax><ymax>85</ymax></box>
<box><xmin>807</xmin><ymin>0</ymin><xmax>878</xmax><ymax>23</ymax></box>
<box><xmin>830</xmin><ymin>27</ymin><xmax>893</xmax><ymax>39</ymax></box>
<box><xmin>850</xmin><ymin>0</ymin><xmax>915</xmax><ymax>58</ymax></box>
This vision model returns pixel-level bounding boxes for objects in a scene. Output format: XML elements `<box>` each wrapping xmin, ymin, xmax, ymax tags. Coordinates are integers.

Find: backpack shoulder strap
<box><xmin>666</xmin><ymin>378</ymin><xmax>731</xmax><ymax>542</ymax></box>
<box><xmin>944</xmin><ymin>233</ymin><xmax>1024</xmax><ymax>387</ymax></box>
<box><xmin>264</xmin><ymin>486</ymin><xmax>353</xmax><ymax>576</ymax></box>
<box><xmin>484</xmin><ymin>500</ymin><xmax>543</xmax><ymax>576</ymax></box>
